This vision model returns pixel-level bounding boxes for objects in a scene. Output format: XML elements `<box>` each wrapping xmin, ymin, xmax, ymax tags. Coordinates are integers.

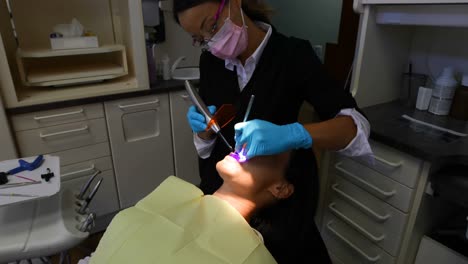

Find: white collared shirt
<box><xmin>194</xmin><ymin>23</ymin><xmax>373</xmax><ymax>160</ymax></box>
<box><xmin>225</xmin><ymin>22</ymin><xmax>273</xmax><ymax>91</ymax></box>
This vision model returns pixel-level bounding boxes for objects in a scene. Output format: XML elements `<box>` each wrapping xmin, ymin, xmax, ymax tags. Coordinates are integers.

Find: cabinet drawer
<box><xmin>61</xmin><ymin>170</ymin><xmax>119</xmax><ymax>217</ymax></box>
<box><xmin>16</xmin><ymin>118</ymin><xmax>108</xmax><ymax>156</ymax></box>
<box><xmin>322</xmin><ymin>213</ymin><xmax>395</xmax><ymax>264</ymax></box>
<box><xmin>50</xmin><ymin>142</ymin><xmax>110</xmax><ymax>167</ymax></box>
<box><xmin>11</xmin><ymin>103</ymin><xmax>104</xmax><ymax>132</ymax></box>
<box><xmin>333</xmin><ymin>157</ymin><xmax>414</xmax><ymax>212</ymax></box>
<box><xmin>354</xmin><ymin>140</ymin><xmax>423</xmax><ymax>188</ymax></box>
<box><xmin>330</xmin><ymin>176</ymin><xmax>409</xmax><ymax>256</ymax></box>
<box><xmin>61</xmin><ymin>156</ymin><xmax>113</xmax><ymax>181</ymax></box>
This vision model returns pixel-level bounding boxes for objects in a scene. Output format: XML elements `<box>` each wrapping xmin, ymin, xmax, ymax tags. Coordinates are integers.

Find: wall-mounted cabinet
<box><xmin>351</xmin><ymin>3</ymin><xmax>468</xmax><ymax>108</ymax></box>
<box><xmin>0</xmin><ymin>0</ymin><xmax>149</xmax><ymax>108</ymax></box>
<box><xmin>16</xmin><ymin>45</ymin><xmax>128</xmax><ymax>87</ymax></box>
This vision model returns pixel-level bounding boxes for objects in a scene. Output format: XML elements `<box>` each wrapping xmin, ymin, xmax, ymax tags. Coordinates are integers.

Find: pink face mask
<box><xmin>208</xmin><ymin>3</ymin><xmax>248</xmax><ymax>60</ymax></box>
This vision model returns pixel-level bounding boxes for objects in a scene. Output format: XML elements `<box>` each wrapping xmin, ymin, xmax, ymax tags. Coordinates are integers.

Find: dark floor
<box><xmin>48</xmin><ymin>231</ymin><xmax>104</xmax><ymax>264</ymax></box>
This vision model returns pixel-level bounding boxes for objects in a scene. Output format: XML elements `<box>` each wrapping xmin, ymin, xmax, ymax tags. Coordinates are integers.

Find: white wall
<box><xmin>154</xmin><ymin>1</ymin><xmax>202</xmax><ymax>69</ymax></box>
<box><xmin>267</xmin><ymin>0</ymin><xmax>343</xmax><ymax>56</ymax></box>
<box><xmin>409</xmin><ymin>26</ymin><xmax>468</xmax><ymax>85</ymax></box>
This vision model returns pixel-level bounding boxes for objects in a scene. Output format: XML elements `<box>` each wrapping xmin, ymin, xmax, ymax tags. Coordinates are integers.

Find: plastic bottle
<box><xmin>449</xmin><ymin>74</ymin><xmax>468</xmax><ymax>120</ymax></box>
<box><xmin>162</xmin><ymin>54</ymin><xmax>171</xmax><ymax>80</ymax></box>
<box><xmin>428</xmin><ymin>67</ymin><xmax>458</xmax><ymax>116</ymax></box>
<box><xmin>146</xmin><ymin>42</ymin><xmax>157</xmax><ymax>85</ymax></box>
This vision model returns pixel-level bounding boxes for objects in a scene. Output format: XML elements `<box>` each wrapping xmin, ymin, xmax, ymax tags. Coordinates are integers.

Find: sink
<box><xmin>172</xmin><ymin>67</ymin><xmax>200</xmax><ymax>80</ymax></box>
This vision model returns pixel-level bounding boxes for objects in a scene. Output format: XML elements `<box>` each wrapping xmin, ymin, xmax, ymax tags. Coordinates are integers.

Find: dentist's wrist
<box><xmin>288</xmin><ymin>123</ymin><xmax>313</xmax><ymax>149</ymax></box>
<box><xmin>198</xmin><ymin>130</ymin><xmax>216</xmax><ymax>140</ymax></box>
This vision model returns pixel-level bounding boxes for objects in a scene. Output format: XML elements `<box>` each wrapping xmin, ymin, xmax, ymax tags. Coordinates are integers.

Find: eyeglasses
<box><xmin>192</xmin><ymin>0</ymin><xmax>226</xmax><ymax>47</ymax></box>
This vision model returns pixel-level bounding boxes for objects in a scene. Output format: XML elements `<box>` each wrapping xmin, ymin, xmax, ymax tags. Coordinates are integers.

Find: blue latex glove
<box><xmin>234</xmin><ymin>120</ymin><xmax>312</xmax><ymax>160</ymax></box>
<box><xmin>187</xmin><ymin>105</ymin><xmax>217</xmax><ymax>133</ymax></box>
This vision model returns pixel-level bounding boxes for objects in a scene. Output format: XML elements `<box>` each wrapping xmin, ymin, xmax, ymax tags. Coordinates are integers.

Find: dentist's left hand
<box><xmin>234</xmin><ymin>119</ymin><xmax>313</xmax><ymax>160</ymax></box>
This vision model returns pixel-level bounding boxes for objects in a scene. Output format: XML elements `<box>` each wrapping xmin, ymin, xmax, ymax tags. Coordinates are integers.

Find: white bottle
<box><xmin>162</xmin><ymin>54</ymin><xmax>171</xmax><ymax>80</ymax></box>
<box><xmin>428</xmin><ymin>67</ymin><xmax>458</xmax><ymax>115</ymax></box>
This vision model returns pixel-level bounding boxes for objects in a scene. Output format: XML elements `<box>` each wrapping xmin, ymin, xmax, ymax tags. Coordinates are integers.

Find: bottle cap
<box><xmin>441</xmin><ymin>67</ymin><xmax>454</xmax><ymax>77</ymax></box>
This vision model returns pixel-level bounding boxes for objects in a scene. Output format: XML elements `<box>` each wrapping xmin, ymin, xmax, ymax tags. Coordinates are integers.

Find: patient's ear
<box><xmin>268</xmin><ymin>182</ymin><xmax>294</xmax><ymax>199</ymax></box>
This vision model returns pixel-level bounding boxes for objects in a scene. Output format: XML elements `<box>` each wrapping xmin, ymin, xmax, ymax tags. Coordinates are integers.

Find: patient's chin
<box><xmin>216</xmin><ymin>158</ymin><xmax>241</xmax><ymax>180</ymax></box>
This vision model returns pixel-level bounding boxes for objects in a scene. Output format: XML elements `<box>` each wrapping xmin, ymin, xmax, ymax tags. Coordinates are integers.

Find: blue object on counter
<box><xmin>7</xmin><ymin>155</ymin><xmax>44</xmax><ymax>175</ymax></box>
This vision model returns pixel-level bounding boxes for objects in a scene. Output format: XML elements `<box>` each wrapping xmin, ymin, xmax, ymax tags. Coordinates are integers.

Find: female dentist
<box><xmin>174</xmin><ymin>0</ymin><xmax>372</xmax><ymax>192</ymax></box>
<box><xmin>174</xmin><ymin>0</ymin><xmax>372</xmax><ymax>262</ymax></box>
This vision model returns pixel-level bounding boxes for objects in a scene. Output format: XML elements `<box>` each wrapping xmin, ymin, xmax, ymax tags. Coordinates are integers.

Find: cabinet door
<box><xmin>105</xmin><ymin>94</ymin><xmax>174</xmax><ymax>208</ymax></box>
<box><xmin>169</xmin><ymin>90</ymin><xmax>200</xmax><ymax>186</ymax></box>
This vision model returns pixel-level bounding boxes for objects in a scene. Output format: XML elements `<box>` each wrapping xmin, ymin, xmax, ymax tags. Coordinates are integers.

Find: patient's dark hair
<box><xmin>173</xmin><ymin>0</ymin><xmax>273</xmax><ymax>24</ymax></box>
<box><xmin>250</xmin><ymin>148</ymin><xmax>331</xmax><ymax>264</ymax></box>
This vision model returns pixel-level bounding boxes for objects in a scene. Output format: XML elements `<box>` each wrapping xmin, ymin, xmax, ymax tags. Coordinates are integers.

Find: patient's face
<box><xmin>216</xmin><ymin>152</ymin><xmax>290</xmax><ymax>197</ymax></box>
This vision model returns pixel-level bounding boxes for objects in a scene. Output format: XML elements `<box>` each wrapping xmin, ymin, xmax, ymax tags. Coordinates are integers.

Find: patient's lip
<box><xmin>228</xmin><ymin>152</ymin><xmax>240</xmax><ymax>162</ymax></box>
<box><xmin>229</xmin><ymin>152</ymin><xmax>247</xmax><ymax>163</ymax></box>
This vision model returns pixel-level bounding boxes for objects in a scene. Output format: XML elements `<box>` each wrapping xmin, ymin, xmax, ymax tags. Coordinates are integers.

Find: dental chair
<box><xmin>0</xmin><ymin>172</ymin><xmax>103</xmax><ymax>264</ymax></box>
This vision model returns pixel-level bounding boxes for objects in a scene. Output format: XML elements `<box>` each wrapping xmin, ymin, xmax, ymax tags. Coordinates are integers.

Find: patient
<box><xmin>82</xmin><ymin>151</ymin><xmax>297</xmax><ymax>264</ymax></box>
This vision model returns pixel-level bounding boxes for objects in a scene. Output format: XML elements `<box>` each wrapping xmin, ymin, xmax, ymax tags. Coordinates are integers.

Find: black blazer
<box><xmin>197</xmin><ymin>26</ymin><xmax>360</xmax><ymax>264</ymax></box>
<box><xmin>198</xmin><ymin>27</ymin><xmax>359</xmax><ymax>194</ymax></box>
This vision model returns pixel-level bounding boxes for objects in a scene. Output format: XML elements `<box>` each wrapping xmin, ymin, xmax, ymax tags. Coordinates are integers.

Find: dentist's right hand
<box><xmin>187</xmin><ymin>105</ymin><xmax>217</xmax><ymax>133</ymax></box>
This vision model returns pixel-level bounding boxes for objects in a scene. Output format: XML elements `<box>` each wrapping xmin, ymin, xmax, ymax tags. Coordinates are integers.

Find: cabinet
<box><xmin>105</xmin><ymin>94</ymin><xmax>175</xmax><ymax>209</ymax></box>
<box><xmin>7</xmin><ymin>89</ymin><xmax>198</xmax><ymax>227</ymax></box>
<box><xmin>0</xmin><ymin>0</ymin><xmax>148</xmax><ymax>108</ymax></box>
<box><xmin>169</xmin><ymin>90</ymin><xmax>200</xmax><ymax>185</ymax></box>
<box><xmin>320</xmin><ymin>140</ymin><xmax>427</xmax><ymax>263</ymax></box>
<box><xmin>10</xmin><ymin>103</ymin><xmax>119</xmax><ymax>217</ymax></box>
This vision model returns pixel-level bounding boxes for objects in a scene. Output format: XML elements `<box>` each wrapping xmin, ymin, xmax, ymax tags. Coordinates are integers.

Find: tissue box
<box><xmin>50</xmin><ymin>36</ymin><xmax>99</xmax><ymax>50</ymax></box>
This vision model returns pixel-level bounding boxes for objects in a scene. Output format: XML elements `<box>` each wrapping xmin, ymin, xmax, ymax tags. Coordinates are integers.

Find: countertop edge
<box><xmin>6</xmin><ymin>80</ymin><xmax>188</xmax><ymax>115</ymax></box>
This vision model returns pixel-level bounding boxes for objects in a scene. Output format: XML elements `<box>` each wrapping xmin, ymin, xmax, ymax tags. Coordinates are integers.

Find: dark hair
<box><xmin>173</xmin><ymin>0</ymin><xmax>273</xmax><ymax>24</ymax></box>
<box><xmin>250</xmin><ymin>148</ymin><xmax>331</xmax><ymax>263</ymax></box>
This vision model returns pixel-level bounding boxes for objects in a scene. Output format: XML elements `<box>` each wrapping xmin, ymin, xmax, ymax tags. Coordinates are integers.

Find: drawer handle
<box><xmin>329</xmin><ymin>203</ymin><xmax>385</xmax><ymax>242</ymax></box>
<box><xmin>335</xmin><ymin>162</ymin><xmax>396</xmax><ymax>198</ymax></box>
<box><xmin>327</xmin><ymin>221</ymin><xmax>381</xmax><ymax>263</ymax></box>
<box><xmin>33</xmin><ymin>109</ymin><xmax>85</xmax><ymax>121</ymax></box>
<box><xmin>180</xmin><ymin>94</ymin><xmax>190</xmax><ymax>99</ymax></box>
<box><xmin>332</xmin><ymin>184</ymin><xmax>390</xmax><ymax>222</ymax></box>
<box><xmin>40</xmin><ymin>125</ymin><xmax>89</xmax><ymax>139</ymax></box>
<box><xmin>118</xmin><ymin>99</ymin><xmax>160</xmax><ymax>109</ymax></box>
<box><xmin>62</xmin><ymin>164</ymin><xmax>96</xmax><ymax>179</ymax></box>
<box><xmin>374</xmin><ymin>155</ymin><xmax>403</xmax><ymax>169</ymax></box>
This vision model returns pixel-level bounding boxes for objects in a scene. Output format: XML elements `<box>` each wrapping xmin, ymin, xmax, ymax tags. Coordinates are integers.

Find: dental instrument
<box><xmin>0</xmin><ymin>193</ymin><xmax>39</xmax><ymax>198</ymax></box>
<box><xmin>77</xmin><ymin>170</ymin><xmax>101</xmax><ymax>200</ymax></box>
<box><xmin>78</xmin><ymin>177</ymin><xmax>103</xmax><ymax>214</ymax></box>
<box><xmin>0</xmin><ymin>181</ymin><xmax>41</xmax><ymax>189</ymax></box>
<box><xmin>231</xmin><ymin>95</ymin><xmax>256</xmax><ymax>162</ymax></box>
<box><xmin>184</xmin><ymin>80</ymin><xmax>234</xmax><ymax>152</ymax></box>
<box><xmin>243</xmin><ymin>95</ymin><xmax>255</xmax><ymax>123</ymax></box>
<box><xmin>8</xmin><ymin>155</ymin><xmax>44</xmax><ymax>175</ymax></box>
<box><xmin>79</xmin><ymin>212</ymin><xmax>96</xmax><ymax>232</ymax></box>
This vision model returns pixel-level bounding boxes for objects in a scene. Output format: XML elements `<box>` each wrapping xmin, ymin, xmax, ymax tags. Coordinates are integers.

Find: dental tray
<box><xmin>0</xmin><ymin>155</ymin><xmax>60</xmax><ymax>207</ymax></box>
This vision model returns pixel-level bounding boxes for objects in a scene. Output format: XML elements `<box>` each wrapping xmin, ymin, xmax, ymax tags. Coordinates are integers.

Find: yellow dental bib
<box><xmin>90</xmin><ymin>176</ymin><xmax>277</xmax><ymax>264</ymax></box>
